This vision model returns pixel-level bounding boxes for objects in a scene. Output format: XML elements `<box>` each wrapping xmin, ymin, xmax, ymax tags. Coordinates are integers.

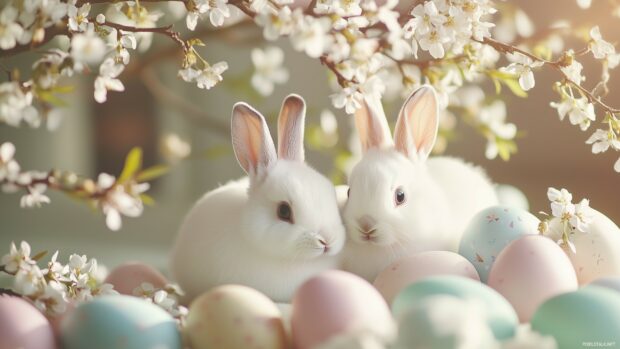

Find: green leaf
<box><xmin>136</xmin><ymin>165</ymin><xmax>169</xmax><ymax>182</ymax></box>
<box><xmin>118</xmin><ymin>147</ymin><xmax>143</xmax><ymax>183</ymax></box>
<box><xmin>188</xmin><ymin>38</ymin><xmax>206</xmax><ymax>47</ymax></box>
<box><xmin>37</xmin><ymin>90</ymin><xmax>67</xmax><ymax>107</ymax></box>
<box><xmin>492</xmin><ymin>77</ymin><xmax>502</xmax><ymax>95</ymax></box>
<box><xmin>502</xmin><ymin>77</ymin><xmax>528</xmax><ymax>98</ymax></box>
<box><xmin>140</xmin><ymin>194</ymin><xmax>155</xmax><ymax>206</ymax></box>
<box><xmin>31</xmin><ymin>250</ymin><xmax>48</xmax><ymax>261</ymax></box>
<box><xmin>496</xmin><ymin>138</ymin><xmax>518</xmax><ymax>161</ymax></box>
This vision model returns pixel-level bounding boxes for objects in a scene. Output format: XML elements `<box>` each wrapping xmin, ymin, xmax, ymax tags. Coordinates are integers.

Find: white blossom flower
<box><xmin>195</xmin><ymin>61</ymin><xmax>228</xmax><ymax>89</ymax></box>
<box><xmin>589</xmin><ymin>26</ymin><xmax>616</xmax><ymax>60</ymax></box>
<box><xmin>577</xmin><ymin>0</ymin><xmax>592</xmax><ymax>9</ymax></box>
<box><xmin>96</xmin><ymin>13</ymin><xmax>106</xmax><ymax>24</ymax></box>
<box><xmin>71</xmin><ymin>28</ymin><xmax>107</xmax><ymax>65</ymax></box>
<box><xmin>586</xmin><ymin>129</ymin><xmax>620</xmax><ymax>154</ymax></box>
<box><xmin>0</xmin><ymin>5</ymin><xmax>24</xmax><ymax>49</ymax></box>
<box><xmin>20</xmin><ymin>184</ymin><xmax>51</xmax><ymax>208</ymax></box>
<box><xmin>161</xmin><ymin>134</ymin><xmax>191</xmax><ymax>162</ymax></box>
<box><xmin>251</xmin><ymin>46</ymin><xmax>289</xmax><ymax>96</ymax></box>
<box><xmin>1</xmin><ymin>241</ymin><xmax>33</xmax><ymax>273</ymax></box>
<box><xmin>94</xmin><ymin>58</ymin><xmax>125</xmax><ymax>103</ymax></box>
<box><xmin>14</xmin><ymin>264</ymin><xmax>44</xmax><ymax>296</ymax></box>
<box><xmin>547</xmin><ymin>187</ymin><xmax>574</xmax><ymax>218</ymax></box>
<box><xmin>418</xmin><ymin>29</ymin><xmax>450</xmax><ymax>58</ymax></box>
<box><xmin>67</xmin><ymin>2</ymin><xmax>91</xmax><ymax>32</ymax></box>
<box><xmin>255</xmin><ymin>6</ymin><xmax>294</xmax><ymax>40</ymax></box>
<box><xmin>570</xmin><ymin>198</ymin><xmax>594</xmax><ymax>233</ymax></box>
<box><xmin>501</xmin><ymin>52</ymin><xmax>544</xmax><ymax>91</ymax></box>
<box><xmin>0</xmin><ymin>142</ymin><xmax>21</xmax><ymax>183</ymax></box>
<box><xmin>0</xmin><ymin>82</ymin><xmax>39</xmax><ymax>127</ymax></box>
<box><xmin>320</xmin><ymin>109</ymin><xmax>338</xmax><ymax>134</ymax></box>
<box><xmin>560</xmin><ymin>58</ymin><xmax>584</xmax><ymax>85</ymax></box>
<box><xmin>479</xmin><ymin>100</ymin><xmax>517</xmax><ymax>160</ymax></box>
<box><xmin>34</xmin><ymin>281</ymin><xmax>69</xmax><ymax>316</ymax></box>
<box><xmin>291</xmin><ymin>16</ymin><xmax>330</xmax><ymax>58</ymax></box>
<box><xmin>550</xmin><ymin>97</ymin><xmax>595</xmax><ymax>130</ymax></box>
<box><xmin>331</xmin><ymin>86</ymin><xmax>363</xmax><ymax>114</ymax></box>
<box><xmin>187</xmin><ymin>0</ymin><xmax>230</xmax><ymax>30</ymax></box>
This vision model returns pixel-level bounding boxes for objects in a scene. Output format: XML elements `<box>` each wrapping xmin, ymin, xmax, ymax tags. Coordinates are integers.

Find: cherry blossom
<box><xmin>251</xmin><ymin>46</ymin><xmax>289</xmax><ymax>96</ymax></box>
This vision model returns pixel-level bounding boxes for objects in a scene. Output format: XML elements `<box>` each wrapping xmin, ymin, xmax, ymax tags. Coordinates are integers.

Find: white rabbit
<box><xmin>342</xmin><ymin>86</ymin><xmax>498</xmax><ymax>282</ymax></box>
<box><xmin>170</xmin><ymin>95</ymin><xmax>346</xmax><ymax>303</ymax></box>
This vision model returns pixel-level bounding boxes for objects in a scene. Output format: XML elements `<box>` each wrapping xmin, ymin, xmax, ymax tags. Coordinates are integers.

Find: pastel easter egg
<box><xmin>392</xmin><ymin>275</ymin><xmax>518</xmax><ymax>340</ymax></box>
<box><xmin>393</xmin><ymin>295</ymin><xmax>497</xmax><ymax>349</ymax></box>
<box><xmin>531</xmin><ymin>286</ymin><xmax>620</xmax><ymax>348</ymax></box>
<box><xmin>373</xmin><ymin>251</ymin><xmax>480</xmax><ymax>304</ymax></box>
<box><xmin>0</xmin><ymin>295</ymin><xmax>56</xmax><ymax>349</ymax></box>
<box><xmin>61</xmin><ymin>295</ymin><xmax>181</xmax><ymax>349</ymax></box>
<box><xmin>458</xmin><ymin>205</ymin><xmax>540</xmax><ymax>282</ymax></box>
<box><xmin>544</xmin><ymin>209</ymin><xmax>620</xmax><ymax>285</ymax></box>
<box><xmin>487</xmin><ymin>235</ymin><xmax>578</xmax><ymax>322</ymax></box>
<box><xmin>104</xmin><ymin>262</ymin><xmax>168</xmax><ymax>295</ymax></box>
<box><xmin>186</xmin><ymin>285</ymin><xmax>287</xmax><ymax>349</ymax></box>
<box><xmin>291</xmin><ymin>270</ymin><xmax>395</xmax><ymax>349</ymax></box>
<box><xmin>495</xmin><ymin>184</ymin><xmax>529</xmax><ymax>211</ymax></box>
<box><xmin>590</xmin><ymin>276</ymin><xmax>620</xmax><ymax>294</ymax></box>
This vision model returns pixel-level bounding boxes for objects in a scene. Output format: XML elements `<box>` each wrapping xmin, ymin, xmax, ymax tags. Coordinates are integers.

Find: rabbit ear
<box><xmin>394</xmin><ymin>85</ymin><xmax>439</xmax><ymax>162</ymax></box>
<box><xmin>354</xmin><ymin>95</ymin><xmax>393</xmax><ymax>153</ymax></box>
<box><xmin>231</xmin><ymin>102</ymin><xmax>277</xmax><ymax>176</ymax></box>
<box><xmin>277</xmin><ymin>94</ymin><xmax>306</xmax><ymax>162</ymax></box>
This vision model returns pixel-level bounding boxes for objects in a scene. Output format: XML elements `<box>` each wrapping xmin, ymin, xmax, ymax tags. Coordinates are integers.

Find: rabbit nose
<box><xmin>358</xmin><ymin>215</ymin><xmax>377</xmax><ymax>233</ymax></box>
<box><xmin>318</xmin><ymin>237</ymin><xmax>331</xmax><ymax>253</ymax></box>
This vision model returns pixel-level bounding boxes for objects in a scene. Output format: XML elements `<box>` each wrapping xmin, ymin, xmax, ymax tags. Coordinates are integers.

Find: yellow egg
<box><xmin>186</xmin><ymin>285</ymin><xmax>287</xmax><ymax>349</ymax></box>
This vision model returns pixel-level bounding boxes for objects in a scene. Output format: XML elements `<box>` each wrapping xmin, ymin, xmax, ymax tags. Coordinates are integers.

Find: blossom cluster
<box><xmin>0</xmin><ymin>142</ymin><xmax>155</xmax><ymax>231</ymax></box>
<box><xmin>543</xmin><ymin>187</ymin><xmax>594</xmax><ymax>253</ymax></box>
<box><xmin>0</xmin><ymin>241</ymin><xmax>116</xmax><ymax>316</ymax></box>
<box><xmin>132</xmin><ymin>282</ymin><xmax>189</xmax><ymax>325</ymax></box>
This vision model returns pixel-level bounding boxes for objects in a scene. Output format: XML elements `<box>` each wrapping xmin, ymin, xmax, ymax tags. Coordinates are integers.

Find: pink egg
<box><xmin>104</xmin><ymin>262</ymin><xmax>168</xmax><ymax>295</ymax></box>
<box><xmin>373</xmin><ymin>251</ymin><xmax>480</xmax><ymax>304</ymax></box>
<box><xmin>0</xmin><ymin>295</ymin><xmax>57</xmax><ymax>349</ymax></box>
<box><xmin>488</xmin><ymin>235</ymin><xmax>578</xmax><ymax>322</ymax></box>
<box><xmin>291</xmin><ymin>270</ymin><xmax>394</xmax><ymax>349</ymax></box>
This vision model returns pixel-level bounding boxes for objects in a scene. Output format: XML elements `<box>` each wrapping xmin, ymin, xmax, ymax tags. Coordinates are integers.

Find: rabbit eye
<box><xmin>395</xmin><ymin>188</ymin><xmax>406</xmax><ymax>206</ymax></box>
<box><xmin>277</xmin><ymin>202</ymin><xmax>293</xmax><ymax>223</ymax></box>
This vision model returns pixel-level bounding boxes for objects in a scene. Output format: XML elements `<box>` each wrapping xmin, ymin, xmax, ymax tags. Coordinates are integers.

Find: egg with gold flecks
<box><xmin>458</xmin><ymin>205</ymin><xmax>540</xmax><ymax>283</ymax></box>
<box><xmin>186</xmin><ymin>285</ymin><xmax>287</xmax><ymax>349</ymax></box>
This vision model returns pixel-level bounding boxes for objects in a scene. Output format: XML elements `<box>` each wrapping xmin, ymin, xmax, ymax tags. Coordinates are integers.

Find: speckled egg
<box><xmin>0</xmin><ymin>295</ymin><xmax>56</xmax><ymax>349</ymax></box>
<box><xmin>458</xmin><ymin>205</ymin><xmax>540</xmax><ymax>282</ymax></box>
<box><xmin>544</xmin><ymin>209</ymin><xmax>620</xmax><ymax>285</ymax></box>
<box><xmin>392</xmin><ymin>275</ymin><xmax>518</xmax><ymax>340</ymax></box>
<box><xmin>186</xmin><ymin>285</ymin><xmax>287</xmax><ymax>349</ymax></box>
<box><xmin>61</xmin><ymin>295</ymin><xmax>181</xmax><ymax>349</ymax></box>
<box><xmin>591</xmin><ymin>276</ymin><xmax>620</xmax><ymax>294</ymax></box>
<box><xmin>104</xmin><ymin>262</ymin><xmax>168</xmax><ymax>295</ymax></box>
<box><xmin>373</xmin><ymin>251</ymin><xmax>480</xmax><ymax>304</ymax></box>
<box><xmin>291</xmin><ymin>270</ymin><xmax>395</xmax><ymax>349</ymax></box>
<box><xmin>393</xmin><ymin>295</ymin><xmax>497</xmax><ymax>349</ymax></box>
<box><xmin>487</xmin><ymin>235</ymin><xmax>578</xmax><ymax>322</ymax></box>
<box><xmin>531</xmin><ymin>286</ymin><xmax>620</xmax><ymax>348</ymax></box>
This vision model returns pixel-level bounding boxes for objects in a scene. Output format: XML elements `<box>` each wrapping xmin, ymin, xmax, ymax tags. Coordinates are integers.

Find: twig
<box><xmin>98</xmin><ymin>19</ymin><xmax>190</xmax><ymax>52</ymax></box>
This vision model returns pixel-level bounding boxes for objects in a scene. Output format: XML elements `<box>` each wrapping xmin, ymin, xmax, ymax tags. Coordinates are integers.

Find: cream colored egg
<box><xmin>373</xmin><ymin>251</ymin><xmax>480</xmax><ymax>305</ymax></box>
<box><xmin>488</xmin><ymin>235</ymin><xmax>578</xmax><ymax>322</ymax></box>
<box><xmin>186</xmin><ymin>285</ymin><xmax>287</xmax><ymax>349</ymax></box>
<box><xmin>545</xmin><ymin>209</ymin><xmax>620</xmax><ymax>285</ymax></box>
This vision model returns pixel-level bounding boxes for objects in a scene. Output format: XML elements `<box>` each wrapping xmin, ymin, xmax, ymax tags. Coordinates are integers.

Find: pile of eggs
<box><xmin>2</xmin><ymin>205</ymin><xmax>620</xmax><ymax>349</ymax></box>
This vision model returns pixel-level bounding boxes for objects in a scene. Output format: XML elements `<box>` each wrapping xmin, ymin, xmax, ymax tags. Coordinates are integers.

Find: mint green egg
<box><xmin>531</xmin><ymin>286</ymin><xmax>620</xmax><ymax>349</ymax></box>
<box><xmin>458</xmin><ymin>205</ymin><xmax>539</xmax><ymax>283</ymax></box>
<box><xmin>61</xmin><ymin>295</ymin><xmax>182</xmax><ymax>349</ymax></box>
<box><xmin>392</xmin><ymin>276</ymin><xmax>518</xmax><ymax>340</ymax></box>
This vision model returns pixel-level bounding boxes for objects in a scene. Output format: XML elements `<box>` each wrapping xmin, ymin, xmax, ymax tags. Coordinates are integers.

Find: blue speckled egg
<box><xmin>392</xmin><ymin>276</ymin><xmax>518</xmax><ymax>340</ymax></box>
<box><xmin>458</xmin><ymin>205</ymin><xmax>540</xmax><ymax>282</ymax></box>
<box><xmin>61</xmin><ymin>295</ymin><xmax>181</xmax><ymax>349</ymax></box>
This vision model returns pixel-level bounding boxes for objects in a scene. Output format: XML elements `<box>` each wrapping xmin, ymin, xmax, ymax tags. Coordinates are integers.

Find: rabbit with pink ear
<box><xmin>342</xmin><ymin>86</ymin><xmax>498</xmax><ymax>282</ymax></box>
<box><xmin>169</xmin><ymin>95</ymin><xmax>346</xmax><ymax>303</ymax></box>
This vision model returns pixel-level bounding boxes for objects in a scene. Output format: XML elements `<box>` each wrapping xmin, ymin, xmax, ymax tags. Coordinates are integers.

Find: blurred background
<box><xmin>1</xmin><ymin>0</ymin><xmax>618</xmax><ymax>277</ymax></box>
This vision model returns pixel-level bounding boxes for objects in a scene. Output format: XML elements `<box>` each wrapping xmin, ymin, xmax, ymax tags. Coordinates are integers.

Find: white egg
<box><xmin>544</xmin><ymin>209</ymin><xmax>620</xmax><ymax>285</ymax></box>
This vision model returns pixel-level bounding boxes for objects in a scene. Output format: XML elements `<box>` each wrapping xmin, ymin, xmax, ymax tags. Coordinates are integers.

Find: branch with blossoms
<box><xmin>0</xmin><ymin>142</ymin><xmax>168</xmax><ymax>231</ymax></box>
<box><xmin>0</xmin><ymin>241</ymin><xmax>188</xmax><ymax>324</ymax></box>
<box><xmin>2</xmin><ymin>0</ymin><xmax>620</xmax><ymax>234</ymax></box>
